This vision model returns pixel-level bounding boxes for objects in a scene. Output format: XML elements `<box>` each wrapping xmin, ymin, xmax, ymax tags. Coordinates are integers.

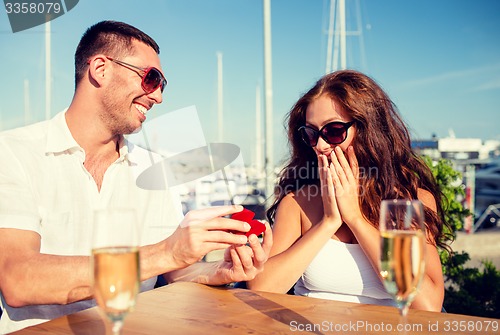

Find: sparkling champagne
<box><xmin>380</xmin><ymin>230</ymin><xmax>425</xmax><ymax>305</ymax></box>
<box><xmin>92</xmin><ymin>246</ymin><xmax>140</xmax><ymax>321</ymax></box>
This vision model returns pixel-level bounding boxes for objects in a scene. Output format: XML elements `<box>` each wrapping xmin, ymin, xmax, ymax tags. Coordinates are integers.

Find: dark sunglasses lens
<box><xmin>143</xmin><ymin>68</ymin><xmax>163</xmax><ymax>93</ymax></box>
<box><xmin>323</xmin><ymin>123</ymin><xmax>348</xmax><ymax>144</ymax></box>
<box><xmin>299</xmin><ymin>128</ymin><xmax>318</xmax><ymax>147</ymax></box>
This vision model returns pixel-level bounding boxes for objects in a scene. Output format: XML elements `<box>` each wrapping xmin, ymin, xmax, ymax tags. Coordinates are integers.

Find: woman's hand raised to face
<box><xmin>328</xmin><ymin>146</ymin><xmax>364</xmax><ymax>226</ymax></box>
<box><xmin>318</xmin><ymin>153</ymin><xmax>342</xmax><ymax>233</ymax></box>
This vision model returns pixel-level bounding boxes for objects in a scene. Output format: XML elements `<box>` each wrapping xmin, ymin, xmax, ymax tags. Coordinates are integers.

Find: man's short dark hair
<box><xmin>74</xmin><ymin>20</ymin><xmax>160</xmax><ymax>87</ymax></box>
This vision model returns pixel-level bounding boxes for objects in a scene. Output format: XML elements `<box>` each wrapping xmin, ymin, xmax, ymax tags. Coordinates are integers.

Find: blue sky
<box><xmin>1</xmin><ymin>0</ymin><xmax>499</xmax><ymax>167</ymax></box>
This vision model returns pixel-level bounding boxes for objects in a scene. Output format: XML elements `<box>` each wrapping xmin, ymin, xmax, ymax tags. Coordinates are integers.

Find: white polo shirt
<box><xmin>0</xmin><ymin>111</ymin><xmax>183</xmax><ymax>333</ymax></box>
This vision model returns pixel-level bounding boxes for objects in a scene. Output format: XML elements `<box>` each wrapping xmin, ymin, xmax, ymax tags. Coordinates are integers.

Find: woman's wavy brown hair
<box><xmin>268</xmin><ymin>70</ymin><xmax>451</xmax><ymax>250</ymax></box>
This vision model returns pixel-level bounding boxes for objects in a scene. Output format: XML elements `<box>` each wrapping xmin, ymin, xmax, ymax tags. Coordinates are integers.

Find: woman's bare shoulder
<box><xmin>276</xmin><ymin>185</ymin><xmax>321</xmax><ymax>213</ymax></box>
<box><xmin>292</xmin><ymin>184</ymin><xmax>321</xmax><ymax>204</ymax></box>
<box><xmin>277</xmin><ymin>185</ymin><xmax>322</xmax><ymax>222</ymax></box>
<box><xmin>417</xmin><ymin>188</ymin><xmax>437</xmax><ymax>212</ymax></box>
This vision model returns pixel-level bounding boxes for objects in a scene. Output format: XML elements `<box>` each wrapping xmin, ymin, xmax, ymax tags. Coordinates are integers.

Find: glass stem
<box><xmin>400</xmin><ymin>303</ymin><xmax>410</xmax><ymax>317</ymax></box>
<box><xmin>112</xmin><ymin>320</ymin><xmax>124</xmax><ymax>335</ymax></box>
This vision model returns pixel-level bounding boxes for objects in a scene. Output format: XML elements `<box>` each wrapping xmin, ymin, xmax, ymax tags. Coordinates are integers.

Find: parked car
<box><xmin>475</xmin><ymin>160</ymin><xmax>500</xmax><ymax>229</ymax></box>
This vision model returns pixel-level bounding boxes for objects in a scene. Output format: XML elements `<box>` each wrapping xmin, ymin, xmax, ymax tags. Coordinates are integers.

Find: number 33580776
<box><xmin>5</xmin><ymin>2</ymin><xmax>61</xmax><ymax>14</ymax></box>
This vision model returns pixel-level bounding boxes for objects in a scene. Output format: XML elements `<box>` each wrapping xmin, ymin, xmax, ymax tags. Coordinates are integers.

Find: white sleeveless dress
<box><xmin>294</xmin><ymin>239</ymin><xmax>394</xmax><ymax>306</ymax></box>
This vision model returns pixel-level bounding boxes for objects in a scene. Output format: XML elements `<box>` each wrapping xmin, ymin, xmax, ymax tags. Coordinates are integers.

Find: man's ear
<box><xmin>87</xmin><ymin>55</ymin><xmax>108</xmax><ymax>87</ymax></box>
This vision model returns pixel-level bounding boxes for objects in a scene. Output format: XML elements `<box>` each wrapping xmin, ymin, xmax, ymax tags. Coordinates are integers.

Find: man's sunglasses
<box><xmin>298</xmin><ymin>121</ymin><xmax>355</xmax><ymax>147</ymax></box>
<box><xmin>106</xmin><ymin>56</ymin><xmax>167</xmax><ymax>94</ymax></box>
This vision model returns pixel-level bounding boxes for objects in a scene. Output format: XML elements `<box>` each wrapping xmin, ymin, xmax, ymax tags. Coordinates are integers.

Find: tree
<box><xmin>423</xmin><ymin>156</ymin><xmax>499</xmax><ymax>318</ymax></box>
<box><xmin>422</xmin><ymin>157</ymin><xmax>468</xmax><ymax>234</ymax></box>
<box><xmin>444</xmin><ymin>256</ymin><xmax>500</xmax><ymax>318</ymax></box>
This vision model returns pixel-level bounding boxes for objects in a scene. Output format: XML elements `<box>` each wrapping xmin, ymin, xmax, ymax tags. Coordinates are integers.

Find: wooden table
<box><xmin>13</xmin><ymin>282</ymin><xmax>499</xmax><ymax>334</ymax></box>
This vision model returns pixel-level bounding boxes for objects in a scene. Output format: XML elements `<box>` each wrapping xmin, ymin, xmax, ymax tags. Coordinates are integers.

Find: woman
<box><xmin>247</xmin><ymin>70</ymin><xmax>451</xmax><ymax>312</ymax></box>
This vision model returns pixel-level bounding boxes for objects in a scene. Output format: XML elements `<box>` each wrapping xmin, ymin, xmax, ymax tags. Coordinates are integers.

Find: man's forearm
<box><xmin>163</xmin><ymin>261</ymin><xmax>222</xmax><ymax>285</ymax></box>
<box><xmin>3</xmin><ymin>254</ymin><xmax>92</xmax><ymax>307</ymax></box>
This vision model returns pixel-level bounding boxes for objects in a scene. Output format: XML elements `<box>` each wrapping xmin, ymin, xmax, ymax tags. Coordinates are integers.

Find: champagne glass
<box><xmin>379</xmin><ymin>200</ymin><xmax>426</xmax><ymax>317</ymax></box>
<box><xmin>92</xmin><ymin>208</ymin><xmax>140</xmax><ymax>335</ymax></box>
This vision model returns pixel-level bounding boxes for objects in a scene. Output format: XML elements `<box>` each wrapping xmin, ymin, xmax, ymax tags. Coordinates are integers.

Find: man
<box><xmin>0</xmin><ymin>21</ymin><xmax>272</xmax><ymax>333</ymax></box>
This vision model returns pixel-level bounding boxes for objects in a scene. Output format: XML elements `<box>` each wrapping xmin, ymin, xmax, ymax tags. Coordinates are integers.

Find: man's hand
<box><xmin>212</xmin><ymin>221</ymin><xmax>273</xmax><ymax>285</ymax></box>
<box><xmin>162</xmin><ymin>207</ymin><xmax>273</xmax><ymax>286</ymax></box>
<box><xmin>166</xmin><ymin>205</ymin><xmax>253</xmax><ymax>269</ymax></box>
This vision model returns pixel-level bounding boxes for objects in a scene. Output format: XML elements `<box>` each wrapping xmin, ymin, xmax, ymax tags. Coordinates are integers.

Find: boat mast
<box><xmin>339</xmin><ymin>0</ymin><xmax>347</xmax><ymax>69</ymax></box>
<box><xmin>217</xmin><ymin>52</ymin><xmax>223</xmax><ymax>142</ymax></box>
<box><xmin>255</xmin><ymin>84</ymin><xmax>263</xmax><ymax>172</ymax></box>
<box><xmin>325</xmin><ymin>0</ymin><xmax>336</xmax><ymax>73</ymax></box>
<box><xmin>263</xmin><ymin>0</ymin><xmax>274</xmax><ymax>198</ymax></box>
<box><xmin>327</xmin><ymin>0</ymin><xmax>366</xmax><ymax>72</ymax></box>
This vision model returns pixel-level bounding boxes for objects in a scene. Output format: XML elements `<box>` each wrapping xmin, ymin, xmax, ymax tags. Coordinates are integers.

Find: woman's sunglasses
<box><xmin>298</xmin><ymin>121</ymin><xmax>355</xmax><ymax>147</ymax></box>
<box><xmin>106</xmin><ymin>56</ymin><xmax>167</xmax><ymax>94</ymax></box>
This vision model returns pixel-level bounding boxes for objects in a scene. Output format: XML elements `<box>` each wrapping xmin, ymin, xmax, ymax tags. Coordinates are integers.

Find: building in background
<box><xmin>413</xmin><ymin>135</ymin><xmax>500</xmax><ymax>230</ymax></box>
